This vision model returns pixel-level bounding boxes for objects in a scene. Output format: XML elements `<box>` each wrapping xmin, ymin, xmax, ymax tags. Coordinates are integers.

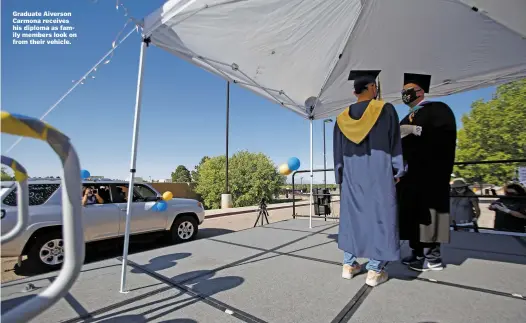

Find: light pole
<box><xmin>222</xmin><ymin>80</ymin><xmax>233</xmax><ymax>209</ymax></box>
<box><xmin>323</xmin><ymin>119</ymin><xmax>333</xmax><ymax>187</ymax></box>
<box><xmin>225</xmin><ymin>80</ymin><xmax>230</xmax><ymax>194</ymax></box>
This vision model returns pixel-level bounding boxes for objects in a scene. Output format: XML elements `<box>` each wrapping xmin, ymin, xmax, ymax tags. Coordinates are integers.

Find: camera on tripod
<box><xmin>259</xmin><ymin>197</ymin><xmax>267</xmax><ymax>208</ymax></box>
<box><xmin>254</xmin><ymin>197</ymin><xmax>269</xmax><ymax>227</ymax></box>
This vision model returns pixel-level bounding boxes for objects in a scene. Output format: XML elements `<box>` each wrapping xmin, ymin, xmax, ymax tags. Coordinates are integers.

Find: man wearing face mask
<box><xmin>396</xmin><ymin>73</ymin><xmax>457</xmax><ymax>272</ymax></box>
<box><xmin>334</xmin><ymin>70</ymin><xmax>405</xmax><ymax>287</ymax></box>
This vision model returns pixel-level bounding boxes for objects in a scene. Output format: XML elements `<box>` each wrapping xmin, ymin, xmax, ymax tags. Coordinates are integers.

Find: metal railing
<box><xmin>291</xmin><ymin>159</ymin><xmax>526</xmax><ymax>234</ymax></box>
<box><xmin>452</xmin><ymin>159</ymin><xmax>526</xmax><ymax>199</ymax></box>
<box><xmin>0</xmin><ymin>156</ymin><xmax>29</xmax><ymax>244</ymax></box>
<box><xmin>292</xmin><ymin>168</ymin><xmax>340</xmax><ymax>220</ymax></box>
<box><xmin>1</xmin><ymin>111</ymin><xmax>85</xmax><ymax>323</ymax></box>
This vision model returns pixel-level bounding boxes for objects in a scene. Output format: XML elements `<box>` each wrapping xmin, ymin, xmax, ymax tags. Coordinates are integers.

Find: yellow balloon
<box><xmin>162</xmin><ymin>191</ymin><xmax>173</xmax><ymax>201</ymax></box>
<box><xmin>279</xmin><ymin>164</ymin><xmax>292</xmax><ymax>175</ymax></box>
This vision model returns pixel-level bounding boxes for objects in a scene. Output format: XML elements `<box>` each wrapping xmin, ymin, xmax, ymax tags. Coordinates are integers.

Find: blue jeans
<box><xmin>344</xmin><ymin>252</ymin><xmax>388</xmax><ymax>273</ymax></box>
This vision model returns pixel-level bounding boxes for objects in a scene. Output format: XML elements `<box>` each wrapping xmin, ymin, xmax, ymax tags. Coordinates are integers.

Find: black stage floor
<box><xmin>2</xmin><ymin>219</ymin><xmax>525</xmax><ymax>322</ymax></box>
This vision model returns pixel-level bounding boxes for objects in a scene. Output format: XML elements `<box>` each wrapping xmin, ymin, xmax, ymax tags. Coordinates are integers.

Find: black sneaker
<box><xmin>409</xmin><ymin>259</ymin><xmax>444</xmax><ymax>272</ymax></box>
<box><xmin>401</xmin><ymin>254</ymin><xmax>424</xmax><ymax>265</ymax></box>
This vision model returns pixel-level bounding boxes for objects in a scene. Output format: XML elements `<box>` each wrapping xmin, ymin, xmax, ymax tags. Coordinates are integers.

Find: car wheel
<box><xmin>170</xmin><ymin>215</ymin><xmax>198</xmax><ymax>243</ymax></box>
<box><xmin>26</xmin><ymin>231</ymin><xmax>64</xmax><ymax>272</ymax></box>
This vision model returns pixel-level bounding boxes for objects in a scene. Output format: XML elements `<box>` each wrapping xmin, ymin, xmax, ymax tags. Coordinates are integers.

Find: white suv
<box><xmin>1</xmin><ymin>178</ymin><xmax>205</xmax><ymax>271</ymax></box>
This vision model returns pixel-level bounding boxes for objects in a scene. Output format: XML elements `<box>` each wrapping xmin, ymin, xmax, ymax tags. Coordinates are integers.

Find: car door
<box><xmin>1</xmin><ymin>183</ymin><xmax>61</xmax><ymax>236</ymax></box>
<box><xmin>81</xmin><ymin>184</ymin><xmax>120</xmax><ymax>241</ymax></box>
<box><xmin>111</xmin><ymin>183</ymin><xmax>167</xmax><ymax>235</ymax></box>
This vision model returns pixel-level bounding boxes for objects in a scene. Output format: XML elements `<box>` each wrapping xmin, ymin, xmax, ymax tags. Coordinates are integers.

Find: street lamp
<box><xmin>323</xmin><ymin>119</ymin><xmax>333</xmax><ymax>187</ymax></box>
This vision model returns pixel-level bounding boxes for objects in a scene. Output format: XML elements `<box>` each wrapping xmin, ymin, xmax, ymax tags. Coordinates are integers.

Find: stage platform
<box><xmin>2</xmin><ymin>219</ymin><xmax>526</xmax><ymax>323</ymax></box>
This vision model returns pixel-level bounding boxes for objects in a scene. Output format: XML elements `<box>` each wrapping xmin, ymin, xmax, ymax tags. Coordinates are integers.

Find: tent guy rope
<box><xmin>4</xmin><ymin>26</ymin><xmax>137</xmax><ymax>154</ymax></box>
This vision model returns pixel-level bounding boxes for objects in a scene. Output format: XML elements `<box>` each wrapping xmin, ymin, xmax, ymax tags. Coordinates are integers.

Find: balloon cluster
<box><xmin>152</xmin><ymin>191</ymin><xmax>173</xmax><ymax>212</ymax></box>
<box><xmin>279</xmin><ymin>157</ymin><xmax>301</xmax><ymax>175</ymax></box>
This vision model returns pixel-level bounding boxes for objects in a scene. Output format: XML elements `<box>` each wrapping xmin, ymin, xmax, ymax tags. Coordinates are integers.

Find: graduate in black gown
<box><xmin>397</xmin><ymin>73</ymin><xmax>457</xmax><ymax>272</ymax></box>
<box><xmin>334</xmin><ymin>70</ymin><xmax>405</xmax><ymax>287</ymax></box>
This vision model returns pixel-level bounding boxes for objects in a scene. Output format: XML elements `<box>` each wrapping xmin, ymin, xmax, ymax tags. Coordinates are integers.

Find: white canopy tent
<box><xmin>119</xmin><ymin>0</ymin><xmax>526</xmax><ymax>292</ymax></box>
<box><xmin>142</xmin><ymin>0</ymin><xmax>526</xmax><ymax>119</ymax></box>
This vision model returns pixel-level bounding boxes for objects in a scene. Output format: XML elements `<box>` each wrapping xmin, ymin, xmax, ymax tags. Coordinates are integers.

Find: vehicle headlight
<box><xmin>197</xmin><ymin>202</ymin><xmax>203</xmax><ymax>208</ymax></box>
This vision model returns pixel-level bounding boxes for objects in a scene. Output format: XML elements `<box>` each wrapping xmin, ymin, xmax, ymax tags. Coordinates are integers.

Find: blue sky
<box><xmin>1</xmin><ymin>0</ymin><xmax>496</xmax><ymax>184</ymax></box>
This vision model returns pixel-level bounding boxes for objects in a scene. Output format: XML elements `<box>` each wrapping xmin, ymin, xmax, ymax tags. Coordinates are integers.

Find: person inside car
<box><xmin>98</xmin><ymin>185</ymin><xmax>111</xmax><ymax>203</ymax></box>
<box><xmin>117</xmin><ymin>186</ymin><xmax>128</xmax><ymax>202</ymax></box>
<box><xmin>82</xmin><ymin>186</ymin><xmax>104</xmax><ymax>206</ymax></box>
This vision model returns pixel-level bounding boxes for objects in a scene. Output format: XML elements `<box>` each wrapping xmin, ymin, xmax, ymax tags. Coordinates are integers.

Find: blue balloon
<box><xmin>156</xmin><ymin>201</ymin><xmax>168</xmax><ymax>212</ymax></box>
<box><xmin>80</xmin><ymin>169</ymin><xmax>90</xmax><ymax>179</ymax></box>
<box><xmin>287</xmin><ymin>157</ymin><xmax>301</xmax><ymax>171</ymax></box>
<box><xmin>150</xmin><ymin>203</ymin><xmax>159</xmax><ymax>212</ymax></box>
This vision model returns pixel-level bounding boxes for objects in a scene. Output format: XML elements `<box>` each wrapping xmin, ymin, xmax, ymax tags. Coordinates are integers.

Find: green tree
<box><xmin>171</xmin><ymin>165</ymin><xmax>191</xmax><ymax>183</ymax></box>
<box><xmin>1</xmin><ymin>167</ymin><xmax>14</xmax><ymax>181</ymax></box>
<box><xmin>454</xmin><ymin>80</ymin><xmax>526</xmax><ymax>185</ymax></box>
<box><xmin>191</xmin><ymin>156</ymin><xmax>210</xmax><ymax>183</ymax></box>
<box><xmin>195</xmin><ymin>151</ymin><xmax>286</xmax><ymax>209</ymax></box>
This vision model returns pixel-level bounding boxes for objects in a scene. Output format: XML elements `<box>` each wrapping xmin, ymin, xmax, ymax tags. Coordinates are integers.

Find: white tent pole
<box><xmin>309</xmin><ymin>118</ymin><xmax>313</xmax><ymax>229</ymax></box>
<box><xmin>120</xmin><ymin>37</ymin><xmax>149</xmax><ymax>293</ymax></box>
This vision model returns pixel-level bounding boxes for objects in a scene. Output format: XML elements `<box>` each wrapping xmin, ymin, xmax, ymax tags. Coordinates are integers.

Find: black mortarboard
<box><xmin>403</xmin><ymin>73</ymin><xmax>431</xmax><ymax>93</ymax></box>
<box><xmin>348</xmin><ymin>70</ymin><xmax>381</xmax><ymax>92</ymax></box>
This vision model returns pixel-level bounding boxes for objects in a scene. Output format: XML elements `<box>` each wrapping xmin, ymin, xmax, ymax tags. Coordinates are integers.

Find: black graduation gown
<box><xmin>397</xmin><ymin>101</ymin><xmax>457</xmax><ymax>242</ymax></box>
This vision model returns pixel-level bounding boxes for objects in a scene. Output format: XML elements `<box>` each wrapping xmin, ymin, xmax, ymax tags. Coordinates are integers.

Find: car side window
<box><xmin>135</xmin><ymin>185</ymin><xmax>157</xmax><ymax>199</ymax></box>
<box><xmin>82</xmin><ymin>184</ymin><xmax>112</xmax><ymax>204</ymax></box>
<box><xmin>2</xmin><ymin>184</ymin><xmax>60</xmax><ymax>206</ymax></box>
<box><xmin>3</xmin><ymin>190</ymin><xmax>17</xmax><ymax>206</ymax></box>
<box><xmin>114</xmin><ymin>184</ymin><xmax>148</xmax><ymax>203</ymax></box>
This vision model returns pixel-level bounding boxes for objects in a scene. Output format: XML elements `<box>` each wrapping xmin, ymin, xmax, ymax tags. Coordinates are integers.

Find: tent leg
<box><xmin>120</xmin><ymin>38</ymin><xmax>148</xmax><ymax>294</ymax></box>
<box><xmin>309</xmin><ymin>118</ymin><xmax>313</xmax><ymax>229</ymax></box>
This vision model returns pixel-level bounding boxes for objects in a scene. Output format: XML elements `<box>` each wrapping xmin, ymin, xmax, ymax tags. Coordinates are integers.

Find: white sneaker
<box><xmin>342</xmin><ymin>263</ymin><xmax>362</xmax><ymax>279</ymax></box>
<box><xmin>409</xmin><ymin>259</ymin><xmax>444</xmax><ymax>272</ymax></box>
<box><xmin>365</xmin><ymin>270</ymin><xmax>388</xmax><ymax>287</ymax></box>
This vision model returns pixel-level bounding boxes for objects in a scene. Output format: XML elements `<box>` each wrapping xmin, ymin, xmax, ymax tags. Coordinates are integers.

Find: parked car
<box><xmin>1</xmin><ymin>178</ymin><xmax>205</xmax><ymax>271</ymax></box>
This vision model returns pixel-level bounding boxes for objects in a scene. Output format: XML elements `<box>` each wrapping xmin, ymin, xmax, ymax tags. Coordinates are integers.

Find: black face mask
<box><xmin>402</xmin><ymin>88</ymin><xmax>418</xmax><ymax>105</ymax></box>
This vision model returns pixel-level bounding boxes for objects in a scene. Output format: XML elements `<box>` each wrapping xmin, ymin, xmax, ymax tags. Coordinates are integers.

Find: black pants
<box><xmin>409</xmin><ymin>240</ymin><xmax>442</xmax><ymax>263</ymax></box>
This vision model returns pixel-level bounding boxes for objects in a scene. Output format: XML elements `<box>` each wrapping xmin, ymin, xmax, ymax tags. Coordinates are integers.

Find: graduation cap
<box><xmin>403</xmin><ymin>73</ymin><xmax>431</xmax><ymax>93</ymax></box>
<box><xmin>348</xmin><ymin>70</ymin><xmax>381</xmax><ymax>92</ymax></box>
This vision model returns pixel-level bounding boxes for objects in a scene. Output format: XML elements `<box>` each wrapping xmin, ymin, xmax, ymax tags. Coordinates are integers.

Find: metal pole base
<box><xmin>221</xmin><ymin>193</ymin><xmax>233</xmax><ymax>209</ymax></box>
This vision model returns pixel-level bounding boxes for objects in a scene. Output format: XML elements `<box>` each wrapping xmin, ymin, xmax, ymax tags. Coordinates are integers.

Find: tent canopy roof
<box><xmin>143</xmin><ymin>0</ymin><xmax>526</xmax><ymax>119</ymax></box>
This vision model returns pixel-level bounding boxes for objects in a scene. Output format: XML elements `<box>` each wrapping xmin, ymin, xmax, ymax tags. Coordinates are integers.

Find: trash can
<box><xmin>313</xmin><ymin>188</ymin><xmax>331</xmax><ymax>216</ymax></box>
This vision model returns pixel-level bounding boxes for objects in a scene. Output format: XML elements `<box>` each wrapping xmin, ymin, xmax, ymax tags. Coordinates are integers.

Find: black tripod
<box><xmin>253</xmin><ymin>198</ymin><xmax>270</xmax><ymax>227</ymax></box>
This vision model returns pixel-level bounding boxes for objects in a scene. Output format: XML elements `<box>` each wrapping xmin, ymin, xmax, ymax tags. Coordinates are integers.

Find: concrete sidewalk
<box><xmin>202</xmin><ymin>200</ymin><xmax>340</xmax><ymax>232</ymax></box>
<box><xmin>204</xmin><ymin>197</ymin><xmax>340</xmax><ymax>219</ymax></box>
<box><xmin>204</xmin><ymin>200</ymin><xmax>308</xmax><ymax>218</ymax></box>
